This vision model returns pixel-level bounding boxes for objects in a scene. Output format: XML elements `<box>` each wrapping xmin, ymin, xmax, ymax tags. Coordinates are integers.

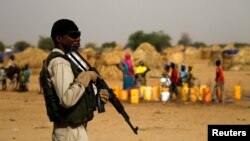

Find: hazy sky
<box><xmin>1</xmin><ymin>0</ymin><xmax>250</xmax><ymax>47</ymax></box>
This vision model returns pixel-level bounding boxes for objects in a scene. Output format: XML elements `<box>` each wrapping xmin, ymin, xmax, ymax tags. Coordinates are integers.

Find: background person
<box><xmin>134</xmin><ymin>60</ymin><xmax>150</xmax><ymax>87</ymax></box>
<box><xmin>118</xmin><ymin>53</ymin><xmax>134</xmax><ymax>90</ymax></box>
<box><xmin>212</xmin><ymin>60</ymin><xmax>225</xmax><ymax>103</ymax></box>
<box><xmin>170</xmin><ymin>62</ymin><xmax>180</xmax><ymax>100</ymax></box>
<box><xmin>178</xmin><ymin>64</ymin><xmax>188</xmax><ymax>86</ymax></box>
<box><xmin>24</xmin><ymin>64</ymin><xmax>30</xmax><ymax>91</ymax></box>
<box><xmin>0</xmin><ymin>66</ymin><xmax>7</xmax><ymax>90</ymax></box>
<box><xmin>161</xmin><ymin>63</ymin><xmax>171</xmax><ymax>87</ymax></box>
<box><xmin>187</xmin><ymin>64</ymin><xmax>196</xmax><ymax>88</ymax></box>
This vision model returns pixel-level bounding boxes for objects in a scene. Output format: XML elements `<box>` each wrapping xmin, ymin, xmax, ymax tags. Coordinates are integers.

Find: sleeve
<box><xmin>48</xmin><ymin>57</ymin><xmax>86</xmax><ymax>108</ymax></box>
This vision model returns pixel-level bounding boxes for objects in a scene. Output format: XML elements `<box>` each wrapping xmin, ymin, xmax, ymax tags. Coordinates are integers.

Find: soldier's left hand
<box><xmin>99</xmin><ymin>89</ymin><xmax>109</xmax><ymax>104</ymax></box>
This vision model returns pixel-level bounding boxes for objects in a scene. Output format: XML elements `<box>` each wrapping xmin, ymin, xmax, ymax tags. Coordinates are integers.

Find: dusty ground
<box><xmin>0</xmin><ymin>60</ymin><xmax>250</xmax><ymax>141</ymax></box>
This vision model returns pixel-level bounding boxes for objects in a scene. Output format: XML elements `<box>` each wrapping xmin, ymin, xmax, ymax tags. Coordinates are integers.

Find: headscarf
<box><xmin>124</xmin><ymin>53</ymin><xmax>134</xmax><ymax>75</ymax></box>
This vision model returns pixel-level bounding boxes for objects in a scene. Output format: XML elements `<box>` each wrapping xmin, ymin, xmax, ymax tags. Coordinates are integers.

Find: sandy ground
<box><xmin>0</xmin><ymin>60</ymin><xmax>250</xmax><ymax>141</ymax></box>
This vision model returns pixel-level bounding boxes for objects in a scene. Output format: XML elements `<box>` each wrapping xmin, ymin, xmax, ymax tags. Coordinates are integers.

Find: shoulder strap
<box><xmin>47</xmin><ymin>51</ymin><xmax>68</xmax><ymax>65</ymax></box>
<box><xmin>43</xmin><ymin>51</ymin><xmax>81</xmax><ymax>79</ymax></box>
<box><xmin>42</xmin><ymin>51</ymin><xmax>67</xmax><ymax>79</ymax></box>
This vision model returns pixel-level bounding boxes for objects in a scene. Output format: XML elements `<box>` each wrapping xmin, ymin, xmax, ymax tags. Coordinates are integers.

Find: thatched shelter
<box><xmin>133</xmin><ymin>42</ymin><xmax>163</xmax><ymax>68</ymax></box>
<box><xmin>200</xmin><ymin>47</ymin><xmax>212</xmax><ymax>60</ymax></box>
<box><xmin>97</xmin><ymin>45</ymin><xmax>126</xmax><ymax>80</ymax></box>
<box><xmin>161</xmin><ymin>45</ymin><xmax>184</xmax><ymax>65</ymax></box>
<box><xmin>14</xmin><ymin>47</ymin><xmax>49</xmax><ymax>69</ymax></box>
<box><xmin>224</xmin><ymin>47</ymin><xmax>250</xmax><ymax>71</ymax></box>
<box><xmin>79</xmin><ymin>47</ymin><xmax>97</xmax><ymax>66</ymax></box>
<box><xmin>208</xmin><ymin>44</ymin><xmax>222</xmax><ymax>66</ymax></box>
<box><xmin>184</xmin><ymin>47</ymin><xmax>201</xmax><ymax>61</ymax></box>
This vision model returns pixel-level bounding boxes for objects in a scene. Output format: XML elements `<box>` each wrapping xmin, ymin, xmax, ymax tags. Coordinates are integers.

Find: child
<box><xmin>178</xmin><ymin>64</ymin><xmax>188</xmax><ymax>86</ymax></box>
<box><xmin>212</xmin><ymin>60</ymin><xmax>224</xmax><ymax>103</ymax></box>
<box><xmin>187</xmin><ymin>64</ymin><xmax>196</xmax><ymax>88</ymax></box>
<box><xmin>161</xmin><ymin>63</ymin><xmax>171</xmax><ymax>87</ymax></box>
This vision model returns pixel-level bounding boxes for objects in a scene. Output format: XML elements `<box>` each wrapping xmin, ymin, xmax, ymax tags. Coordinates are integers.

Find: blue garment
<box><xmin>121</xmin><ymin>62</ymin><xmax>134</xmax><ymax>90</ymax></box>
<box><xmin>24</xmin><ymin>69</ymin><xmax>31</xmax><ymax>82</ymax></box>
<box><xmin>179</xmin><ymin>70</ymin><xmax>188</xmax><ymax>83</ymax></box>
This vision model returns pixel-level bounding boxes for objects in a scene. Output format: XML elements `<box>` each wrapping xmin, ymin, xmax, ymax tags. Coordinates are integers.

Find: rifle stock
<box><xmin>67</xmin><ymin>51</ymin><xmax>139</xmax><ymax>135</ymax></box>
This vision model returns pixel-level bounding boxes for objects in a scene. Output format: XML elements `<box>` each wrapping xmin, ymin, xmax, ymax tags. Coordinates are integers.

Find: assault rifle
<box><xmin>67</xmin><ymin>50</ymin><xmax>139</xmax><ymax>135</ymax></box>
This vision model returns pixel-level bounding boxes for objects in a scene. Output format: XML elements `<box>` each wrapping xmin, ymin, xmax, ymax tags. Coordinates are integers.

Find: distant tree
<box><xmin>145</xmin><ymin>31</ymin><xmax>172</xmax><ymax>52</ymax></box>
<box><xmin>126</xmin><ymin>30</ymin><xmax>171</xmax><ymax>52</ymax></box>
<box><xmin>0</xmin><ymin>41</ymin><xmax>5</xmax><ymax>52</ymax></box>
<box><xmin>234</xmin><ymin>42</ymin><xmax>250</xmax><ymax>48</ymax></box>
<box><xmin>101</xmin><ymin>41</ymin><xmax>117</xmax><ymax>49</ymax></box>
<box><xmin>84</xmin><ymin>42</ymin><xmax>98</xmax><ymax>49</ymax></box>
<box><xmin>178</xmin><ymin>33</ymin><xmax>192</xmax><ymax>46</ymax></box>
<box><xmin>126</xmin><ymin>30</ymin><xmax>145</xmax><ymax>50</ymax></box>
<box><xmin>218</xmin><ymin>44</ymin><xmax>226</xmax><ymax>48</ymax></box>
<box><xmin>38</xmin><ymin>36</ymin><xmax>54</xmax><ymax>51</ymax></box>
<box><xmin>82</xmin><ymin>42</ymin><xmax>102</xmax><ymax>53</ymax></box>
<box><xmin>192</xmin><ymin>41</ymin><xmax>207</xmax><ymax>48</ymax></box>
<box><xmin>14</xmin><ymin>41</ymin><xmax>30</xmax><ymax>51</ymax></box>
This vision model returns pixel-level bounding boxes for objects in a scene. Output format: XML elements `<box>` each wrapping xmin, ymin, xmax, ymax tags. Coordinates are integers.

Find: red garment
<box><xmin>170</xmin><ymin>68</ymin><xmax>179</xmax><ymax>84</ymax></box>
<box><xmin>216</xmin><ymin>66</ymin><xmax>224</xmax><ymax>83</ymax></box>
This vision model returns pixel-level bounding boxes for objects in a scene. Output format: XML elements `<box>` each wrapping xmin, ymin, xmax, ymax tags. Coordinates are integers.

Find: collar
<box><xmin>52</xmin><ymin>48</ymin><xmax>65</xmax><ymax>55</ymax></box>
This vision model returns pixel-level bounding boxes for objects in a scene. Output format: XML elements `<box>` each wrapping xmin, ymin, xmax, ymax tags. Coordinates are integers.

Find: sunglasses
<box><xmin>67</xmin><ymin>31</ymin><xmax>81</xmax><ymax>39</ymax></box>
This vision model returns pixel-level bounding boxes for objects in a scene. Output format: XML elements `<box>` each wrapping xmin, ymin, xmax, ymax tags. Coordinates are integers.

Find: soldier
<box><xmin>40</xmin><ymin>19</ymin><xmax>109</xmax><ymax>141</ymax></box>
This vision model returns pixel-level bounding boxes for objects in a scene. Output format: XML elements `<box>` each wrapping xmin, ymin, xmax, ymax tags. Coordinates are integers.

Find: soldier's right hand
<box><xmin>76</xmin><ymin>71</ymin><xmax>99</xmax><ymax>87</ymax></box>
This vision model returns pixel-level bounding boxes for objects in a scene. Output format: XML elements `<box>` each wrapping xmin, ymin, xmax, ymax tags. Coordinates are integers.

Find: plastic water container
<box><xmin>144</xmin><ymin>86</ymin><xmax>152</xmax><ymax>101</ymax></box>
<box><xmin>130</xmin><ymin>89</ymin><xmax>139</xmax><ymax>104</ymax></box>
<box><xmin>233</xmin><ymin>85</ymin><xmax>241</xmax><ymax>101</ymax></box>
<box><xmin>119</xmin><ymin>90</ymin><xmax>128</xmax><ymax>101</ymax></box>
<box><xmin>152</xmin><ymin>85</ymin><xmax>160</xmax><ymax>101</ymax></box>
<box><xmin>203</xmin><ymin>87</ymin><xmax>212</xmax><ymax>103</ymax></box>
<box><xmin>112</xmin><ymin>86</ymin><xmax>121</xmax><ymax>98</ymax></box>
<box><xmin>181</xmin><ymin>85</ymin><xmax>189</xmax><ymax>102</ymax></box>
<box><xmin>140</xmin><ymin>85</ymin><xmax>146</xmax><ymax>99</ymax></box>
<box><xmin>189</xmin><ymin>88</ymin><xmax>197</xmax><ymax>102</ymax></box>
<box><xmin>198</xmin><ymin>85</ymin><xmax>207</xmax><ymax>101</ymax></box>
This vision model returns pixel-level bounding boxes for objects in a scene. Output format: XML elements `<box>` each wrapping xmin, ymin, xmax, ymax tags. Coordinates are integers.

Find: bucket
<box><xmin>161</xmin><ymin>92</ymin><xmax>170</xmax><ymax>102</ymax></box>
<box><xmin>233</xmin><ymin>85</ymin><xmax>241</xmax><ymax>101</ymax></box>
<box><xmin>144</xmin><ymin>86</ymin><xmax>152</xmax><ymax>101</ymax></box>
<box><xmin>130</xmin><ymin>89</ymin><xmax>139</xmax><ymax>104</ymax></box>
<box><xmin>119</xmin><ymin>90</ymin><xmax>128</xmax><ymax>101</ymax></box>
<box><xmin>161</xmin><ymin>86</ymin><xmax>170</xmax><ymax>102</ymax></box>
